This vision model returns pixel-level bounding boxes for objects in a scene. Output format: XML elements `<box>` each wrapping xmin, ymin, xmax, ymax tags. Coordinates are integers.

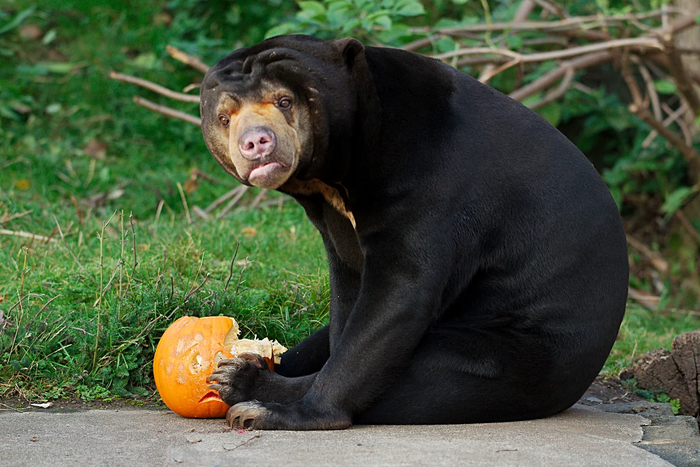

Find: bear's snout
<box><xmin>238</xmin><ymin>126</ymin><xmax>277</xmax><ymax>160</ymax></box>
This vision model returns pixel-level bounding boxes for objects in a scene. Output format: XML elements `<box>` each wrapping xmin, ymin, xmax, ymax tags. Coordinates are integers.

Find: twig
<box><xmin>223</xmin><ymin>242</ymin><xmax>241</xmax><ymax>293</ymax></box>
<box><xmin>627</xmin><ymin>287</ymin><xmax>660</xmax><ymax>312</ymax></box>
<box><xmin>217</xmin><ymin>186</ymin><xmax>250</xmax><ymax>218</ymax></box>
<box><xmin>176</xmin><ymin>182</ymin><xmax>192</xmax><ymax>224</ymax></box>
<box><xmin>192</xmin><ymin>206</ymin><xmax>211</xmax><ymax>220</ymax></box>
<box><xmin>37</xmin><ymin>295</ymin><xmax>61</xmax><ymax>314</ymax></box>
<box><xmin>533</xmin><ymin>0</ymin><xmax>565</xmax><ymax>18</ymax></box>
<box><xmin>514</xmin><ymin>0</ymin><xmax>537</xmax><ymax>22</ymax></box>
<box><xmin>661</xmin><ymin>32</ymin><xmax>700</xmax><ymax>116</ymax></box>
<box><xmin>675</xmin><ymin>210</ymin><xmax>700</xmax><ymax>245</ymax></box>
<box><xmin>52</xmin><ymin>215</ymin><xmax>92</xmax><ymax>280</ymax></box>
<box><xmin>129</xmin><ymin>212</ymin><xmax>138</xmax><ymax>275</ymax></box>
<box><xmin>417</xmin><ymin>10</ymin><xmax>685</xmax><ymax>35</ymax></box>
<box><xmin>109</xmin><ymin>71</ymin><xmax>200</xmax><ymax>103</ymax></box>
<box><xmin>182</xmin><ymin>83</ymin><xmax>201</xmax><ymax>93</ymax></box>
<box><xmin>478</xmin><ymin>59</ymin><xmax>521</xmax><ymax>83</ymax></box>
<box><xmin>132</xmin><ymin>96</ymin><xmax>201</xmax><ymax>126</ymax></box>
<box><xmin>0</xmin><ymin>209</ymin><xmax>32</xmax><ymax>225</ymax></box>
<box><xmin>508</xmin><ymin>15</ymin><xmax>697</xmax><ymax>103</ymax></box>
<box><xmin>529</xmin><ymin>67</ymin><xmax>575</xmax><ymax>110</ymax></box>
<box><xmin>166</xmin><ymin>45</ymin><xmax>210</xmax><ymax>74</ymax></box>
<box><xmin>435</xmin><ymin>37</ymin><xmax>663</xmax><ymax>63</ymax></box>
<box><xmin>249</xmin><ymin>189</ymin><xmax>268</xmax><ymax>209</ymax></box>
<box><xmin>400</xmin><ymin>35</ymin><xmax>442</xmax><ymax>52</ymax></box>
<box><xmin>234</xmin><ymin>258</ymin><xmax>249</xmax><ymax>296</ymax></box>
<box><xmin>642</xmin><ymin>103</ymin><xmax>688</xmax><ymax>148</ymax></box>
<box><xmin>510</xmin><ymin>50</ymin><xmax>610</xmax><ymax>102</ymax></box>
<box><xmin>661</xmin><ymin>102</ymin><xmax>693</xmax><ymax>146</ymax></box>
<box><xmin>622</xmin><ymin>47</ymin><xmax>700</xmax><ymax>182</ymax></box>
<box><xmin>626</xmin><ymin>234</ymin><xmax>669</xmax><ymax>274</ymax></box>
<box><xmin>205</xmin><ymin>186</ymin><xmax>245</xmax><ymax>213</ymax></box>
<box><xmin>633</xmin><ymin>57</ymin><xmax>662</xmax><ymax>121</ymax></box>
<box><xmin>184</xmin><ymin>273</ymin><xmax>210</xmax><ymax>302</ymax></box>
<box><xmin>0</xmin><ymin>228</ymin><xmax>56</xmax><ymax>243</ymax></box>
<box><xmin>628</xmin><ymin>103</ymin><xmax>700</xmax><ymax>183</ymax></box>
<box><xmin>93</xmin><ymin>259</ymin><xmax>122</xmax><ymax>307</ymax></box>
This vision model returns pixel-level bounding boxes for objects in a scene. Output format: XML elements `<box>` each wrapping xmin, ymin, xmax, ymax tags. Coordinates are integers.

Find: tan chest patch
<box><xmin>282</xmin><ymin>179</ymin><xmax>356</xmax><ymax>228</ymax></box>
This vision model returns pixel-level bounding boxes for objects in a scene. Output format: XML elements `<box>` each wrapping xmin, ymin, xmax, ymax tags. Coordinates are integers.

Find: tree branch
<box><xmin>529</xmin><ymin>67</ymin><xmax>575</xmax><ymax>110</ymax></box>
<box><xmin>109</xmin><ymin>71</ymin><xmax>200</xmax><ymax>103</ymax></box>
<box><xmin>166</xmin><ymin>45</ymin><xmax>210</xmax><ymax>74</ymax></box>
<box><xmin>662</xmin><ymin>32</ymin><xmax>700</xmax><ymax>116</ymax></box>
<box><xmin>132</xmin><ymin>97</ymin><xmax>201</xmax><ymax>126</ymax></box>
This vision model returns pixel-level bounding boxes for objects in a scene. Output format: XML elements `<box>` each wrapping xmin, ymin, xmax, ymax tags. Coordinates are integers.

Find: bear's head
<box><xmin>200</xmin><ymin>35</ymin><xmax>372</xmax><ymax>189</ymax></box>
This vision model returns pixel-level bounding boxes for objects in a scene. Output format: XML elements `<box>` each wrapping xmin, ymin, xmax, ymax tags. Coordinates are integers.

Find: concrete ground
<box><xmin>0</xmin><ymin>403</ymin><xmax>688</xmax><ymax>467</ymax></box>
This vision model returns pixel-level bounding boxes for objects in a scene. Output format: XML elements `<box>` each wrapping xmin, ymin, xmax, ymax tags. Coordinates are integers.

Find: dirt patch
<box><xmin>579</xmin><ymin>376</ymin><xmax>648</xmax><ymax>406</ymax></box>
<box><xmin>0</xmin><ymin>395</ymin><xmax>166</xmax><ymax>413</ymax></box>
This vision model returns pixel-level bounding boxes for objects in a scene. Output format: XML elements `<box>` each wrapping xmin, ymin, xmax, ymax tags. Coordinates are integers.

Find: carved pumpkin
<box><xmin>153</xmin><ymin>316</ymin><xmax>287</xmax><ymax>418</ymax></box>
<box><xmin>153</xmin><ymin>316</ymin><xmax>236</xmax><ymax>418</ymax></box>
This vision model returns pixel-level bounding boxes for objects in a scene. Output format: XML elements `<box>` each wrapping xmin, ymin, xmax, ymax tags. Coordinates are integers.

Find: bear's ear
<box><xmin>333</xmin><ymin>38</ymin><xmax>365</xmax><ymax>71</ymax></box>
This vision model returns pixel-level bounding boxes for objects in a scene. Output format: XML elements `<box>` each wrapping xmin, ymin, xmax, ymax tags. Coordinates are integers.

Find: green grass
<box><xmin>0</xmin><ymin>0</ymin><xmax>327</xmax><ymax>401</ymax></box>
<box><xmin>1</xmin><ymin>0</ymin><xmax>699</xmax><ymax>403</ymax></box>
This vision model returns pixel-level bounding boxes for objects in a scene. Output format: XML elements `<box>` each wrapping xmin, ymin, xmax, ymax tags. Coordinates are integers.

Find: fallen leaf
<box><xmin>30</xmin><ymin>436</ymin><xmax>38</xmax><ymax>442</ymax></box>
<box><xmin>11</xmin><ymin>103</ymin><xmax>31</xmax><ymax>114</ymax></box>
<box><xmin>241</xmin><ymin>227</ymin><xmax>257</xmax><ymax>238</ymax></box>
<box><xmin>183</xmin><ymin>178</ymin><xmax>198</xmax><ymax>194</ymax></box>
<box><xmin>30</xmin><ymin>402</ymin><xmax>54</xmax><ymax>409</ymax></box>
<box><xmin>83</xmin><ymin>140</ymin><xmax>107</xmax><ymax>160</ymax></box>
<box><xmin>14</xmin><ymin>179</ymin><xmax>30</xmax><ymax>190</ymax></box>
<box><xmin>19</xmin><ymin>24</ymin><xmax>42</xmax><ymax>40</ymax></box>
<box><xmin>153</xmin><ymin>11</ymin><xmax>172</xmax><ymax>26</ymax></box>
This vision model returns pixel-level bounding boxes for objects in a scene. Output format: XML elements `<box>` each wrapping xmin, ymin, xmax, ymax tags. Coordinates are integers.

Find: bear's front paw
<box><xmin>226</xmin><ymin>400</ymin><xmax>352</xmax><ymax>430</ymax></box>
<box><xmin>207</xmin><ymin>353</ymin><xmax>269</xmax><ymax>406</ymax></box>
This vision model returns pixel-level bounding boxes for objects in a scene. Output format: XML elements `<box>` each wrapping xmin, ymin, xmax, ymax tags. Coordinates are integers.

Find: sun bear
<box><xmin>200</xmin><ymin>35</ymin><xmax>628</xmax><ymax>430</ymax></box>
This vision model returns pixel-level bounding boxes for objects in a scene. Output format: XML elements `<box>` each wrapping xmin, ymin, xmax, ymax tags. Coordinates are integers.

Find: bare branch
<box><xmin>533</xmin><ymin>0</ymin><xmax>566</xmax><ymax>18</ymax></box>
<box><xmin>0</xmin><ymin>228</ymin><xmax>56</xmax><ymax>243</ymax></box>
<box><xmin>634</xmin><ymin>57</ymin><xmax>662</xmax><ymax>121</ymax></box>
<box><xmin>662</xmin><ymin>102</ymin><xmax>694</xmax><ymax>146</ymax></box>
<box><xmin>205</xmin><ymin>186</ymin><xmax>246</xmax><ymax>213</ymax></box>
<box><xmin>166</xmin><ymin>45</ymin><xmax>210</xmax><ymax>74</ymax></box>
<box><xmin>109</xmin><ymin>71</ymin><xmax>200</xmax><ymax>103</ymax></box>
<box><xmin>217</xmin><ymin>186</ymin><xmax>250</xmax><ymax>218</ymax></box>
<box><xmin>642</xmin><ymin>103</ymin><xmax>688</xmax><ymax>148</ymax></box>
<box><xmin>662</xmin><ymin>32</ymin><xmax>700</xmax><ymax>116</ymax></box>
<box><xmin>415</xmin><ymin>9</ymin><xmax>685</xmax><ymax>36</ymax></box>
<box><xmin>514</xmin><ymin>0</ymin><xmax>537</xmax><ymax>22</ymax></box>
<box><xmin>675</xmin><ymin>209</ymin><xmax>700</xmax><ymax>245</ymax></box>
<box><xmin>529</xmin><ymin>67</ymin><xmax>575</xmax><ymax>110</ymax></box>
<box><xmin>509</xmin><ymin>50</ymin><xmax>611</xmax><ymax>102</ymax></box>
<box><xmin>629</xmin><ymin>102</ymin><xmax>700</xmax><ymax>183</ymax></box>
<box><xmin>132</xmin><ymin>96</ymin><xmax>201</xmax><ymax>126</ymax></box>
<box><xmin>435</xmin><ymin>37</ymin><xmax>662</xmax><ymax>63</ymax></box>
<box><xmin>622</xmin><ymin>48</ymin><xmax>700</xmax><ymax>183</ymax></box>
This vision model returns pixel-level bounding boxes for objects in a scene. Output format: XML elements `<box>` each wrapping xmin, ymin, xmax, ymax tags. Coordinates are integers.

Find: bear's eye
<box><xmin>218</xmin><ymin>115</ymin><xmax>230</xmax><ymax>127</ymax></box>
<box><xmin>278</xmin><ymin>98</ymin><xmax>292</xmax><ymax>110</ymax></box>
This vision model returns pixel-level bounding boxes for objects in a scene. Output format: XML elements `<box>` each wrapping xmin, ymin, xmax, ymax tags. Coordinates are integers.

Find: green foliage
<box><xmin>622</xmin><ymin>378</ymin><xmax>682</xmax><ymax>415</ymax></box>
<box><xmin>266</xmin><ymin>0</ymin><xmax>425</xmax><ymax>43</ymax></box>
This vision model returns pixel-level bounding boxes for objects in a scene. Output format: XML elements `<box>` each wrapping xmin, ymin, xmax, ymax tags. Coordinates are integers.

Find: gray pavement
<box><xmin>0</xmin><ymin>404</ymin><xmax>676</xmax><ymax>466</ymax></box>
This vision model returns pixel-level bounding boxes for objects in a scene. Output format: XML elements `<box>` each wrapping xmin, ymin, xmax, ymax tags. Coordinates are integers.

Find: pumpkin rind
<box><xmin>153</xmin><ymin>316</ymin><xmax>235</xmax><ymax>418</ymax></box>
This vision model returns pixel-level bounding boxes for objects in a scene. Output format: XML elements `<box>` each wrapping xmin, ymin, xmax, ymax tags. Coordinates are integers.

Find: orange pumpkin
<box><xmin>153</xmin><ymin>316</ymin><xmax>236</xmax><ymax>418</ymax></box>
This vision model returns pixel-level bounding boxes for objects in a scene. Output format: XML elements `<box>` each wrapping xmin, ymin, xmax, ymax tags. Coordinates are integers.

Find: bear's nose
<box><xmin>238</xmin><ymin>126</ymin><xmax>276</xmax><ymax>160</ymax></box>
